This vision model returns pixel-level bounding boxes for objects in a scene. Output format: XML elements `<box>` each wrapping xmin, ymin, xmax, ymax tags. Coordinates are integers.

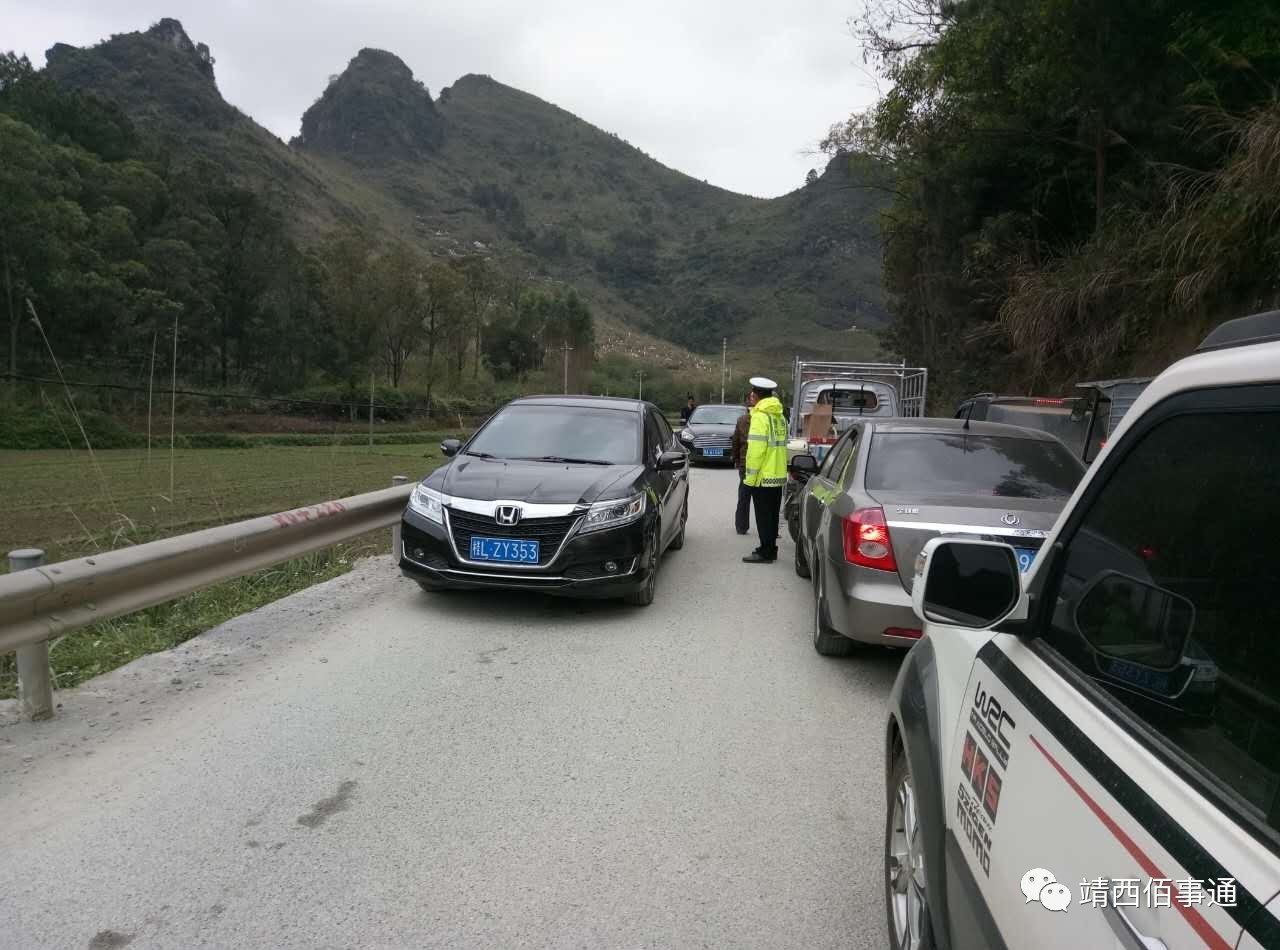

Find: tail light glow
<box><xmin>843</xmin><ymin>507</ymin><xmax>898</xmax><ymax>572</ymax></box>
<box><xmin>884</xmin><ymin>627</ymin><xmax>923</xmax><ymax>640</ymax></box>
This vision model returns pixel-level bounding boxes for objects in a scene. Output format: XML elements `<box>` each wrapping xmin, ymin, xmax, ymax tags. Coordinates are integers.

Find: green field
<box><xmin>1</xmin><ymin>440</ymin><xmax>451</xmax><ymax>563</ymax></box>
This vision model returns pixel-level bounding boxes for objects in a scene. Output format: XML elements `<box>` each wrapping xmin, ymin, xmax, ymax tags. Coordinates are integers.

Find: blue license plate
<box><xmin>469</xmin><ymin>537</ymin><xmax>540</xmax><ymax>564</ymax></box>
<box><xmin>703</xmin><ymin>448</ymin><xmax>724</xmax><ymax>457</ymax></box>
<box><xmin>1014</xmin><ymin>547</ymin><xmax>1037</xmax><ymax>573</ymax></box>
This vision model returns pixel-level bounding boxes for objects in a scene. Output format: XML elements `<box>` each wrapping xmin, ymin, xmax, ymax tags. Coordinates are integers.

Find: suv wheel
<box><xmin>812</xmin><ymin>567</ymin><xmax>857</xmax><ymax>656</ymax></box>
<box><xmin>886</xmin><ymin>748</ymin><xmax>935</xmax><ymax>950</ymax></box>
<box><xmin>668</xmin><ymin>502</ymin><xmax>687</xmax><ymax>551</ymax></box>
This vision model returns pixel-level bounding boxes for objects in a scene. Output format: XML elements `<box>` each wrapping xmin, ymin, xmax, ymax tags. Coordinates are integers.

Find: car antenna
<box><xmin>962</xmin><ymin>400</ymin><xmax>975</xmax><ymax>431</ymax></box>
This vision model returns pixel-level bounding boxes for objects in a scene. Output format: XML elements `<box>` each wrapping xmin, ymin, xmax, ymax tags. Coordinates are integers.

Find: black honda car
<box><xmin>399</xmin><ymin>396</ymin><xmax>690</xmax><ymax>605</ymax></box>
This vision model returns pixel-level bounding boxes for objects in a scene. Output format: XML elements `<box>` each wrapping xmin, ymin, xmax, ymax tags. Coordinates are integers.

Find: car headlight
<box><xmin>679</xmin><ymin>428</ymin><xmax>695</xmax><ymax>442</ymax></box>
<box><xmin>580</xmin><ymin>492</ymin><xmax>646</xmax><ymax>533</ymax></box>
<box><xmin>408</xmin><ymin>484</ymin><xmax>448</xmax><ymax>524</ymax></box>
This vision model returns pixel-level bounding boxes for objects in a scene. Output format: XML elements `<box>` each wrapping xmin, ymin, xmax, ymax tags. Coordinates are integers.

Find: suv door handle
<box><xmin>1102</xmin><ymin>905</ymin><xmax>1168</xmax><ymax>950</ymax></box>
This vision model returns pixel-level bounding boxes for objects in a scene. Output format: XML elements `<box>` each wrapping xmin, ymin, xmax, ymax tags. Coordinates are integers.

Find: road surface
<box><xmin>0</xmin><ymin>467</ymin><xmax>902</xmax><ymax>949</ymax></box>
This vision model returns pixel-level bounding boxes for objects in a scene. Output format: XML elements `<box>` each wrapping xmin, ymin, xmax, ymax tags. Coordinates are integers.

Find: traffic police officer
<box><xmin>742</xmin><ymin>375</ymin><xmax>788</xmax><ymax>563</ymax></box>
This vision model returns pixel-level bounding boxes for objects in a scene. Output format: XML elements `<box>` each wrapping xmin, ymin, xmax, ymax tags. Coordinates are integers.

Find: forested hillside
<box><xmin>1</xmin><ymin>17</ymin><xmax>890</xmax><ymax>421</ymax></box>
<box><xmin>830</xmin><ymin>0</ymin><xmax>1280</xmax><ymax>406</ymax></box>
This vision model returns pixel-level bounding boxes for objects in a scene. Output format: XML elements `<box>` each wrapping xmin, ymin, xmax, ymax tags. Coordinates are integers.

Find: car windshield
<box><xmin>465</xmin><ymin>404</ymin><xmax>640</xmax><ymax>464</ymax></box>
<box><xmin>865</xmin><ymin>432</ymin><xmax>1084</xmax><ymax>499</ymax></box>
<box><xmin>688</xmin><ymin>406</ymin><xmax>746</xmax><ymax>425</ymax></box>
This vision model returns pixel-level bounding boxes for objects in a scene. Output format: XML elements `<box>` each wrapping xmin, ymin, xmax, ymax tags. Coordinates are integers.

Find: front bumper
<box><xmin>398</xmin><ymin>505</ymin><xmax>651</xmax><ymax>598</ymax></box>
<box><xmin>820</xmin><ymin>556</ymin><xmax>920</xmax><ymax>647</ymax></box>
<box><xmin>681</xmin><ymin>442</ymin><xmax>734</xmax><ymax>465</ymax></box>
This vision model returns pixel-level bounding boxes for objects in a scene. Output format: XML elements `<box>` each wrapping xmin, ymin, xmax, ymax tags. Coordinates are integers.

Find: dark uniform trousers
<box><xmin>751</xmin><ymin>486</ymin><xmax>783</xmax><ymax>560</ymax></box>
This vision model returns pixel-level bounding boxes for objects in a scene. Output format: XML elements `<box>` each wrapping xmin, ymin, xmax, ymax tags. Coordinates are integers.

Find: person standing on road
<box><xmin>730</xmin><ymin>398</ymin><xmax>753</xmax><ymax>535</ymax></box>
<box><xmin>742</xmin><ymin>376</ymin><xmax>788</xmax><ymax>563</ymax></box>
<box><xmin>680</xmin><ymin>395</ymin><xmax>697</xmax><ymax>425</ymax></box>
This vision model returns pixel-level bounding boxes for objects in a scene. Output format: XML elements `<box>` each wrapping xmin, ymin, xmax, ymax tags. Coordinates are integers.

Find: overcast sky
<box><xmin>1</xmin><ymin>0</ymin><xmax>880</xmax><ymax>198</ymax></box>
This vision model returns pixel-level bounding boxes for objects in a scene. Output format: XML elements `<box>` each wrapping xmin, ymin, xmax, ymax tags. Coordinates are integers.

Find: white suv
<box><xmin>884</xmin><ymin>311</ymin><xmax>1280</xmax><ymax>950</ymax></box>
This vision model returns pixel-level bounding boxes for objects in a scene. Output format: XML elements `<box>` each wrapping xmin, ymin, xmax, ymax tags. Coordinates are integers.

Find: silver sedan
<box><xmin>791</xmin><ymin>418</ymin><xmax>1086</xmax><ymax>655</ymax></box>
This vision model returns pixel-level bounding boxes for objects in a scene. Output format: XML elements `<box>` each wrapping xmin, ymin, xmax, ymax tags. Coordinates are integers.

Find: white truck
<box><xmin>783</xmin><ymin>358</ymin><xmax>928</xmax><ymax>541</ymax></box>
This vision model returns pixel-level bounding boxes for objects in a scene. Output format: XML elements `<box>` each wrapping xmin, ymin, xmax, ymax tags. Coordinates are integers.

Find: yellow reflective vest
<box><xmin>744</xmin><ymin>396</ymin><xmax>788</xmax><ymax>488</ymax></box>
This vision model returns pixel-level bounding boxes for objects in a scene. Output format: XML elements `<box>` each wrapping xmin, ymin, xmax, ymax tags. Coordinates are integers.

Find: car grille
<box><xmin>693</xmin><ymin>433</ymin><xmax>732</xmax><ymax>451</ymax></box>
<box><xmin>446</xmin><ymin>509</ymin><xmax>581</xmax><ymax>566</ymax></box>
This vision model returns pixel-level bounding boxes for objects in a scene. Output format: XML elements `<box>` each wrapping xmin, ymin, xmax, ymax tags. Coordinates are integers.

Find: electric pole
<box><xmin>721</xmin><ymin>337</ymin><xmax>727</xmax><ymax>403</ymax></box>
<box><xmin>636</xmin><ymin>370</ymin><xmax>644</xmax><ymax>400</ymax></box>
<box><xmin>561</xmin><ymin>342</ymin><xmax>573</xmax><ymax>393</ymax></box>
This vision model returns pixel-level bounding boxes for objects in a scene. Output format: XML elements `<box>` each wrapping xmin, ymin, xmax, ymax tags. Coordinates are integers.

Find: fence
<box><xmin>1</xmin><ymin>478</ymin><xmax>413</xmax><ymax>720</ymax></box>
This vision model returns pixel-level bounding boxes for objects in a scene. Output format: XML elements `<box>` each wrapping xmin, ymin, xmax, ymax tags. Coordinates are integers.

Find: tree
<box><xmin>456</xmin><ymin>255</ymin><xmax>495</xmax><ymax>379</ymax></box>
<box><xmin>805</xmin><ymin>168</ymin><xmax>819</xmax><ymax>187</ymax></box>
<box><xmin>371</xmin><ymin>244</ymin><xmax>427</xmax><ymax>388</ymax></box>
<box><xmin>420</xmin><ymin>261</ymin><xmax>462</xmax><ymax>405</ymax></box>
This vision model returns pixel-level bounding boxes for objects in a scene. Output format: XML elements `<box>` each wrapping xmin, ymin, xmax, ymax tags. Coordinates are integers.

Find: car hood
<box><xmin>427</xmin><ymin>456</ymin><xmax>641</xmax><ymax>505</ymax></box>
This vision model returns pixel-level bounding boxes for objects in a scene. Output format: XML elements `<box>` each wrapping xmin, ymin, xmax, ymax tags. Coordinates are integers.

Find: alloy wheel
<box><xmin>888</xmin><ymin>770</ymin><xmax>928</xmax><ymax>950</ymax></box>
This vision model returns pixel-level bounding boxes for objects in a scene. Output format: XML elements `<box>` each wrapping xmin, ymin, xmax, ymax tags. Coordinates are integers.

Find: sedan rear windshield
<box><xmin>688</xmin><ymin>406</ymin><xmax>746</xmax><ymax>425</ymax></box>
<box><xmin>467</xmin><ymin>405</ymin><xmax>640</xmax><ymax>464</ymax></box>
<box><xmin>865</xmin><ymin>432</ymin><xmax>1084</xmax><ymax>499</ymax></box>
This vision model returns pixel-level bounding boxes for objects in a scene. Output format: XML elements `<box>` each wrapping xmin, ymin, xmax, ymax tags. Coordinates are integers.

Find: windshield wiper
<box><xmin>465</xmin><ymin>450</ymin><xmax>499</xmax><ymax>459</ymax></box>
<box><xmin>513</xmin><ymin>455</ymin><xmax>613</xmax><ymax>465</ymax></box>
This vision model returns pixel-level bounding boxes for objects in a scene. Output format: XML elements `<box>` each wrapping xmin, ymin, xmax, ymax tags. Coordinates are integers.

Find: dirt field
<box><xmin>2</xmin><ymin>441</ymin><xmax>444</xmax><ymax>564</ymax></box>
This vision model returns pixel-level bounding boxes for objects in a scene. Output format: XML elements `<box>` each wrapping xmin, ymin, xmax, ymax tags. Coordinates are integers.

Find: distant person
<box><xmin>730</xmin><ymin>398</ymin><xmax>753</xmax><ymax>535</ymax></box>
<box><xmin>742</xmin><ymin>376</ymin><xmax>787</xmax><ymax>563</ymax></box>
<box><xmin>680</xmin><ymin>395</ymin><xmax>697</xmax><ymax>425</ymax></box>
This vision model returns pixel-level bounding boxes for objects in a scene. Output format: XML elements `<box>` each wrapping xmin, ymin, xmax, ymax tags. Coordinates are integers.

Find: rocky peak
<box><xmin>294</xmin><ymin>48</ymin><xmax>444</xmax><ymax>161</ymax></box>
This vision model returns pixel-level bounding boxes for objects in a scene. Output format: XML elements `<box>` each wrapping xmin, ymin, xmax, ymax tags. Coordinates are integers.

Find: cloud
<box><xmin>0</xmin><ymin>0</ymin><xmax>879</xmax><ymax>197</ymax></box>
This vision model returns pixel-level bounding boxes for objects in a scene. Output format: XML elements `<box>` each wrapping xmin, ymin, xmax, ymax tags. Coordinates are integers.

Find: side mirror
<box><xmin>788</xmin><ymin>454</ymin><xmax>819</xmax><ymax>476</ymax></box>
<box><xmin>440</xmin><ymin>438</ymin><xmax>461</xmax><ymax>457</ymax></box>
<box><xmin>657</xmin><ymin>450</ymin><xmax>686</xmax><ymax>472</ymax></box>
<box><xmin>1075</xmin><ymin>571</ymin><xmax>1195</xmax><ymax>672</ymax></box>
<box><xmin>913</xmin><ymin>538</ymin><xmax>1023</xmax><ymax>629</ymax></box>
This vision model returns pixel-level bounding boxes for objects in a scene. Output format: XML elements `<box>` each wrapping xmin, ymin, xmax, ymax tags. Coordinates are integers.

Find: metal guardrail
<box><xmin>2</xmin><ymin>479</ymin><xmax>413</xmax><ymax>718</ymax></box>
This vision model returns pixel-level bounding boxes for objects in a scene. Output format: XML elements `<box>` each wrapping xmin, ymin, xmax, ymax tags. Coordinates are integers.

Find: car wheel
<box><xmin>624</xmin><ymin>521</ymin><xmax>660</xmax><ymax>606</ymax></box>
<box><xmin>794</xmin><ymin>535</ymin><xmax>811</xmax><ymax>578</ymax></box>
<box><xmin>886</xmin><ymin>747</ymin><xmax>936</xmax><ymax>950</ymax></box>
<box><xmin>787</xmin><ymin>512</ymin><xmax>799</xmax><ymax>543</ymax></box>
<box><xmin>812</xmin><ymin>565</ymin><xmax>857</xmax><ymax>656</ymax></box>
<box><xmin>668</xmin><ymin>502</ymin><xmax>687</xmax><ymax>551</ymax></box>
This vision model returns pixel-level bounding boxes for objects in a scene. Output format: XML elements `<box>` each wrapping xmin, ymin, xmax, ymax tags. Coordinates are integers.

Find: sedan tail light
<box><xmin>843</xmin><ymin>507</ymin><xmax>898</xmax><ymax>572</ymax></box>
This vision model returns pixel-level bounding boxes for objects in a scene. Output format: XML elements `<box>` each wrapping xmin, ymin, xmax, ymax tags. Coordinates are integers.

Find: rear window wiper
<box><xmin>513</xmin><ymin>455</ymin><xmax>613</xmax><ymax>465</ymax></box>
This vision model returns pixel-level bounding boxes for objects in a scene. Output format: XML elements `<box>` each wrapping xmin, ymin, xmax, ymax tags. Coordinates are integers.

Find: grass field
<box><xmin>2</xmin><ymin>439</ymin><xmax>453</xmax><ymax>563</ymax></box>
<box><xmin>0</xmin><ymin>437</ymin><xmax>456</xmax><ymax>699</ymax></box>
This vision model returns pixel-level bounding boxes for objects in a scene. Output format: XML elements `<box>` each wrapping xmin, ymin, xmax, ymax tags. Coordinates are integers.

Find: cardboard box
<box><xmin>804</xmin><ymin>402</ymin><xmax>834</xmax><ymax>439</ymax></box>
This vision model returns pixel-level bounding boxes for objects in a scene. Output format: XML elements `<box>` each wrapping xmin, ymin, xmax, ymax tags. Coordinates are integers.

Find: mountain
<box><xmin>41</xmin><ymin>19</ymin><xmax>888</xmax><ymax>366</ymax></box>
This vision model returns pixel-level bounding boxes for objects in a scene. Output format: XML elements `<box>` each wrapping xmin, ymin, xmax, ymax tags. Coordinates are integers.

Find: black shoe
<box><xmin>742</xmin><ymin>552</ymin><xmax>776</xmax><ymax>563</ymax></box>
<box><xmin>735</xmin><ymin>528</ymin><xmax>749</xmax><ymax>535</ymax></box>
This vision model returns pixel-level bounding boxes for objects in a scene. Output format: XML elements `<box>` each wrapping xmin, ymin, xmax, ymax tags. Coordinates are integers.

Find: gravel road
<box><xmin>0</xmin><ymin>466</ymin><xmax>902</xmax><ymax>949</ymax></box>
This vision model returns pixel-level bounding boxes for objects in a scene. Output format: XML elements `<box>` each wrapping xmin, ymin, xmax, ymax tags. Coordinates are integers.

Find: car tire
<box><xmin>794</xmin><ymin>535</ymin><xmax>811</xmax><ymax>579</ymax></box>
<box><xmin>624</xmin><ymin>521</ymin><xmax>660</xmax><ymax>606</ymax></box>
<box><xmin>668</xmin><ymin>503</ymin><xmax>687</xmax><ymax>551</ymax></box>
<box><xmin>812</xmin><ymin>566</ymin><xmax>857</xmax><ymax>656</ymax></box>
<box><xmin>787</xmin><ymin>512</ymin><xmax>799</xmax><ymax>544</ymax></box>
<box><xmin>885</xmin><ymin>746</ymin><xmax>937</xmax><ymax>950</ymax></box>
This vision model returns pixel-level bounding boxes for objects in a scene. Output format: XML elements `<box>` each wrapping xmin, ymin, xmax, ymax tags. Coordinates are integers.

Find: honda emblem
<box><xmin>495</xmin><ymin>505</ymin><xmax>521</xmax><ymax>526</ymax></box>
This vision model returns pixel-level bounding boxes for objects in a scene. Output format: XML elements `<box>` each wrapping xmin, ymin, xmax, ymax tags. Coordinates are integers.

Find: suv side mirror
<box><xmin>657</xmin><ymin>450</ymin><xmax>686</xmax><ymax>471</ymax></box>
<box><xmin>440</xmin><ymin>438</ymin><xmax>461</xmax><ymax>457</ymax></box>
<box><xmin>913</xmin><ymin>539</ymin><xmax>1024</xmax><ymax>629</ymax></box>
<box><xmin>788</xmin><ymin>454</ymin><xmax>818</xmax><ymax>476</ymax></box>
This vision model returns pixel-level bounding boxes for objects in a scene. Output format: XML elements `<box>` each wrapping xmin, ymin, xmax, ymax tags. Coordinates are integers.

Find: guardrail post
<box><xmin>8</xmin><ymin>549</ymin><xmax>54</xmax><ymax>721</ymax></box>
<box><xmin>391</xmin><ymin>476</ymin><xmax>408</xmax><ymax>558</ymax></box>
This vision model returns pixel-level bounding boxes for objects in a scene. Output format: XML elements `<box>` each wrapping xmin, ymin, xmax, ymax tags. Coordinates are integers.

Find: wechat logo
<box><xmin>1022</xmin><ymin>868</ymin><xmax>1072</xmax><ymax>912</ymax></box>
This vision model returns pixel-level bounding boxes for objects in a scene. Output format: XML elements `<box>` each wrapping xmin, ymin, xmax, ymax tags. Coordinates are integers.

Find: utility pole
<box><xmin>561</xmin><ymin>342</ymin><xmax>573</xmax><ymax>394</ymax></box>
<box><xmin>721</xmin><ymin>337</ymin><xmax>727</xmax><ymax>403</ymax></box>
<box><xmin>636</xmin><ymin>370</ymin><xmax>644</xmax><ymax>400</ymax></box>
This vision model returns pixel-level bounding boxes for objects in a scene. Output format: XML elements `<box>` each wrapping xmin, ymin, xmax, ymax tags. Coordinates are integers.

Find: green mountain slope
<box><xmin>42</xmin><ymin>19</ymin><xmax>887</xmax><ymax>367</ymax></box>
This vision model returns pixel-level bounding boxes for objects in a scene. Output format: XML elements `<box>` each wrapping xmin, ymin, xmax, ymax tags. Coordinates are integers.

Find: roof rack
<box><xmin>1197</xmin><ymin>309</ymin><xmax>1280</xmax><ymax>353</ymax></box>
